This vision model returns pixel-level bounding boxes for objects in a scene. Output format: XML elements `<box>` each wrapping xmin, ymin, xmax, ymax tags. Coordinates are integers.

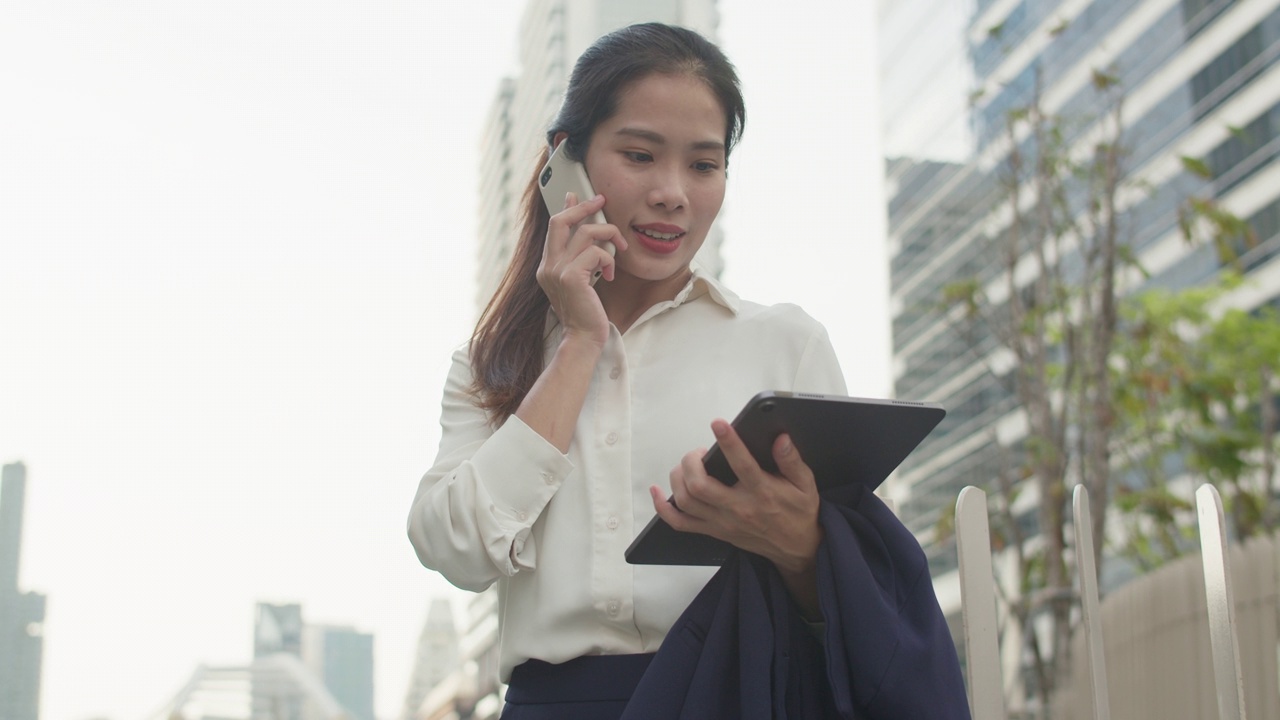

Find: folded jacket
<box><xmin>621</xmin><ymin>482</ymin><xmax>972</xmax><ymax>720</ymax></box>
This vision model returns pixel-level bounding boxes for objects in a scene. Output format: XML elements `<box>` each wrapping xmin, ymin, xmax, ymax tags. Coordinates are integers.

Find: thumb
<box><xmin>773</xmin><ymin>434</ymin><xmax>816</xmax><ymax>492</ymax></box>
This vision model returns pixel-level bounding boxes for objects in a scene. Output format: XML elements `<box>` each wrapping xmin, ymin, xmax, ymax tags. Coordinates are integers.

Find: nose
<box><xmin>647</xmin><ymin>164</ymin><xmax>687</xmax><ymax>211</ymax></box>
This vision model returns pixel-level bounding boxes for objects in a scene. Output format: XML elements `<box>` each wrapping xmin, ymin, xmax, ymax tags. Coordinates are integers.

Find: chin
<box><xmin>622</xmin><ymin>259</ymin><xmax>693</xmax><ymax>283</ymax></box>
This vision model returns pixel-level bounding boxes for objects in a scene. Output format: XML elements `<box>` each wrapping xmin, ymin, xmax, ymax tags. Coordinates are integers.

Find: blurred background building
<box><xmin>152</xmin><ymin>602</ymin><xmax>373</xmax><ymax>720</ymax></box>
<box><xmin>0</xmin><ymin>461</ymin><xmax>45</xmax><ymax>720</ymax></box>
<box><xmin>302</xmin><ymin>624</ymin><xmax>375</xmax><ymax>720</ymax></box>
<box><xmin>398</xmin><ymin>597</ymin><xmax>457</xmax><ymax>720</ymax></box>
<box><xmin>877</xmin><ymin>0</ymin><xmax>1280</xmax><ymax>704</ymax></box>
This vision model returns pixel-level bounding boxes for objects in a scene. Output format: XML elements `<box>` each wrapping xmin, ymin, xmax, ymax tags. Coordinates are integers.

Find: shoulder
<box><xmin>731</xmin><ymin>299</ymin><xmax>829</xmax><ymax>338</ymax></box>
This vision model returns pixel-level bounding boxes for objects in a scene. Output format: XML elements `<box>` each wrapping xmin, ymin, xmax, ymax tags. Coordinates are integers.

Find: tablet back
<box><xmin>624</xmin><ymin>392</ymin><xmax>945</xmax><ymax>566</ymax></box>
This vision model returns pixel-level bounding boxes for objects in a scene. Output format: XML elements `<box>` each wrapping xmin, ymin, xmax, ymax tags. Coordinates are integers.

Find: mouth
<box><xmin>632</xmin><ymin>224</ymin><xmax>686</xmax><ymax>255</ymax></box>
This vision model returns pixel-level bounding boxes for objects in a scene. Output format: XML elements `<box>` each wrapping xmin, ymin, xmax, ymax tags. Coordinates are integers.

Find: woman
<box><xmin>410</xmin><ymin>22</ymin><xmax>857</xmax><ymax>718</ymax></box>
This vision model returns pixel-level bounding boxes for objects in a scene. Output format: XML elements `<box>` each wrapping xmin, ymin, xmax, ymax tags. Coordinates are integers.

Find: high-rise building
<box><xmin>399</xmin><ymin>597</ymin><xmax>458</xmax><ymax>720</ymax></box>
<box><xmin>254</xmin><ymin>602</ymin><xmax>304</xmax><ymax>658</ymax></box>
<box><xmin>878</xmin><ymin>0</ymin><xmax>1280</xmax><ymax>594</ymax></box>
<box><xmin>158</xmin><ymin>603</ymin><xmax>370</xmax><ymax>720</ymax></box>
<box><xmin>302</xmin><ymin>625</ymin><xmax>375</xmax><ymax>720</ymax></box>
<box><xmin>0</xmin><ymin>461</ymin><xmax>45</xmax><ymax>720</ymax></box>
<box><xmin>474</xmin><ymin>0</ymin><xmax>722</xmax><ymax>313</ymax></box>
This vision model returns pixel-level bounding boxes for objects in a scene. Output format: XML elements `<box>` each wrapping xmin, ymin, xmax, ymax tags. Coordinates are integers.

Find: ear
<box><xmin>551</xmin><ymin>132</ymin><xmax>568</xmax><ymax>150</ymax></box>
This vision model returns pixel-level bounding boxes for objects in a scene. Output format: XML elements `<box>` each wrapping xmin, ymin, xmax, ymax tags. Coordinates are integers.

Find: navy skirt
<box><xmin>500</xmin><ymin>653</ymin><xmax>655</xmax><ymax>720</ymax></box>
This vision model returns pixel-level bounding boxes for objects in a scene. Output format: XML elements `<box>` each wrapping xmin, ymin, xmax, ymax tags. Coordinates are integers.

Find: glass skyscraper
<box><xmin>878</xmin><ymin>0</ymin><xmax>1280</xmax><ymax>587</ymax></box>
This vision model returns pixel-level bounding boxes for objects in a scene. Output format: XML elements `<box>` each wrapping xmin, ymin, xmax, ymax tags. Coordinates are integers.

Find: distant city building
<box><xmin>877</xmin><ymin>0</ymin><xmax>1280</xmax><ymax>703</ymax></box>
<box><xmin>156</xmin><ymin>603</ymin><xmax>372</xmax><ymax>720</ymax></box>
<box><xmin>152</xmin><ymin>654</ymin><xmax>348</xmax><ymax>720</ymax></box>
<box><xmin>410</xmin><ymin>589</ymin><xmax>499</xmax><ymax>720</ymax></box>
<box><xmin>474</xmin><ymin>0</ymin><xmax>723</xmax><ymax>313</ymax></box>
<box><xmin>0</xmin><ymin>461</ymin><xmax>46</xmax><ymax>720</ymax></box>
<box><xmin>254</xmin><ymin>602</ymin><xmax>303</xmax><ymax>658</ymax></box>
<box><xmin>399</xmin><ymin>597</ymin><xmax>458</xmax><ymax>720</ymax></box>
<box><xmin>879</xmin><ymin>0</ymin><xmax>1280</xmax><ymax>563</ymax></box>
<box><xmin>303</xmin><ymin>625</ymin><xmax>375</xmax><ymax>720</ymax></box>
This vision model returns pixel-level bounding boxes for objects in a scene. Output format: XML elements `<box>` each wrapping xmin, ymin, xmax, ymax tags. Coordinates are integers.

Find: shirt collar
<box><xmin>544</xmin><ymin>261</ymin><xmax>740</xmax><ymax>335</ymax></box>
<box><xmin>678</xmin><ymin>260</ymin><xmax>740</xmax><ymax>314</ymax></box>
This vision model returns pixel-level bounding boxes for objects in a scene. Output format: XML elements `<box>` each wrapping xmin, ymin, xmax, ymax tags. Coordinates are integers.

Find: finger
<box><xmin>650</xmin><ymin>485</ymin><xmax>701</xmax><ymax>533</ymax></box>
<box><xmin>670</xmin><ymin>452</ymin><xmax>721</xmax><ymax>516</ymax></box>
<box><xmin>557</xmin><ymin>240</ymin><xmax>622</xmax><ymax>285</ymax></box>
<box><xmin>772</xmin><ymin>433</ymin><xmax>817</xmax><ymax>494</ymax></box>
<box><xmin>709</xmin><ymin>419</ymin><xmax>767</xmax><ymax>489</ymax></box>
<box><xmin>551</xmin><ymin>192</ymin><xmax>607</xmax><ymax>229</ymax></box>
<box><xmin>544</xmin><ymin>194</ymin><xmax>600</xmax><ymax>259</ymax></box>
<box><xmin>569</xmin><ymin>220</ymin><xmax>628</xmax><ymax>252</ymax></box>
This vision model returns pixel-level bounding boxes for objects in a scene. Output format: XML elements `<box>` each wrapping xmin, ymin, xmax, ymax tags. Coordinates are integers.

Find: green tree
<box><xmin>1112</xmin><ymin>277</ymin><xmax>1280</xmax><ymax>569</ymax></box>
<box><xmin>941</xmin><ymin>63</ymin><xmax>1130</xmax><ymax>712</ymax></box>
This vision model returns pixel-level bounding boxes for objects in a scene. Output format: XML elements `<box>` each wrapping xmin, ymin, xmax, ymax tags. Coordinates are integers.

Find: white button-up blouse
<box><xmin>408</xmin><ymin>267</ymin><xmax>847</xmax><ymax>682</ymax></box>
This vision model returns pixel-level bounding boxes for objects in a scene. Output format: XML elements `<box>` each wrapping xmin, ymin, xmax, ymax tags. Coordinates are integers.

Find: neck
<box><xmin>596</xmin><ymin>266</ymin><xmax>694</xmax><ymax>335</ymax></box>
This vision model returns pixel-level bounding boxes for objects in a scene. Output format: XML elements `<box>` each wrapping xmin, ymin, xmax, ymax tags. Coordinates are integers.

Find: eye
<box><xmin>693</xmin><ymin>160</ymin><xmax>721</xmax><ymax>173</ymax></box>
<box><xmin>624</xmin><ymin>151</ymin><xmax>653</xmax><ymax>163</ymax></box>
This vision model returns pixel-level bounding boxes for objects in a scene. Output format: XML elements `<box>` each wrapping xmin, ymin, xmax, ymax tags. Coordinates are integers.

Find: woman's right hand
<box><xmin>536</xmin><ymin>192</ymin><xmax>627</xmax><ymax>346</ymax></box>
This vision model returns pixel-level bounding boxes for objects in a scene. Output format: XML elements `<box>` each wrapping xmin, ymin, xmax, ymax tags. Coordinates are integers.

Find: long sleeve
<box><xmin>406</xmin><ymin>344</ymin><xmax>575</xmax><ymax>592</ymax></box>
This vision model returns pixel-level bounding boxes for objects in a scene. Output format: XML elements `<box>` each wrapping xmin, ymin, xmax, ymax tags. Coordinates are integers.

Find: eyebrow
<box><xmin>615</xmin><ymin>127</ymin><xmax>725</xmax><ymax>152</ymax></box>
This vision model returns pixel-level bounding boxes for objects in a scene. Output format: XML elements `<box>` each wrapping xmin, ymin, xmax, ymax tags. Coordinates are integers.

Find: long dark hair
<box><xmin>469</xmin><ymin>22</ymin><xmax>746</xmax><ymax>423</ymax></box>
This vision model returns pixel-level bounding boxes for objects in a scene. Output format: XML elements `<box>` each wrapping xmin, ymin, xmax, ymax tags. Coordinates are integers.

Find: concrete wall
<box><xmin>1052</xmin><ymin>533</ymin><xmax>1279</xmax><ymax>719</ymax></box>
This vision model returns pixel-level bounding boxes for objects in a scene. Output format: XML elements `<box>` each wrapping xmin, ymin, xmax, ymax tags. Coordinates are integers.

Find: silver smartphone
<box><xmin>537</xmin><ymin>142</ymin><xmax>615</xmax><ymax>284</ymax></box>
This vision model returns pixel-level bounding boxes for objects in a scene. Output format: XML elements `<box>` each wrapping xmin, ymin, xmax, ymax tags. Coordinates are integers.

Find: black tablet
<box><xmin>624</xmin><ymin>391</ymin><xmax>945</xmax><ymax>566</ymax></box>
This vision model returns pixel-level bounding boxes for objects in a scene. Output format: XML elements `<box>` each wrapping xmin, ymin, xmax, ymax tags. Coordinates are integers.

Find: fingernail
<box><xmin>779</xmin><ymin>437</ymin><xmax>793</xmax><ymax>456</ymax></box>
<box><xmin>712</xmin><ymin>421</ymin><xmax>728</xmax><ymax>438</ymax></box>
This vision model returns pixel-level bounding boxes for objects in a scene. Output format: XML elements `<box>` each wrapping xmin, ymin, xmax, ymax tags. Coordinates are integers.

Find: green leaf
<box><xmin>934</xmin><ymin>498</ymin><xmax>957</xmax><ymax>544</ymax></box>
<box><xmin>1180</xmin><ymin>155</ymin><xmax>1214</xmax><ymax>179</ymax></box>
<box><xmin>1091</xmin><ymin>68</ymin><xmax>1121</xmax><ymax>90</ymax></box>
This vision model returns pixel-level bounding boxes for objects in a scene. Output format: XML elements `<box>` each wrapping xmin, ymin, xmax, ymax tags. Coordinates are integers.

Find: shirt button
<box><xmin>607</xmin><ymin>600</ymin><xmax>620</xmax><ymax>616</ymax></box>
<box><xmin>541</xmin><ymin>471</ymin><xmax>555</xmax><ymax>485</ymax></box>
<box><xmin>607</xmin><ymin>516</ymin><xmax>619</xmax><ymax>530</ymax></box>
<box><xmin>516</xmin><ymin>510</ymin><xmax>527</xmax><ymax>521</ymax></box>
<box><xmin>606</xmin><ymin>432</ymin><xmax>618</xmax><ymax>445</ymax></box>
<box><xmin>609</xmin><ymin>366</ymin><xmax>621</xmax><ymax>379</ymax></box>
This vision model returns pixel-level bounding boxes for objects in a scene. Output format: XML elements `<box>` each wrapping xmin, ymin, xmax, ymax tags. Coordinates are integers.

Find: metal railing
<box><xmin>955</xmin><ymin>483</ymin><xmax>1255</xmax><ymax>719</ymax></box>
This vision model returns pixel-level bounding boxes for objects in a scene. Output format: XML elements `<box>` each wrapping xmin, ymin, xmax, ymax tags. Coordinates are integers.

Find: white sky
<box><xmin>0</xmin><ymin>2</ymin><xmax>888</xmax><ymax>719</ymax></box>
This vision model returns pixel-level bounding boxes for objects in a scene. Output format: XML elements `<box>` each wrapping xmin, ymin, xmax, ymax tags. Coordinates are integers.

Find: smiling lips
<box><xmin>632</xmin><ymin>223</ymin><xmax>686</xmax><ymax>255</ymax></box>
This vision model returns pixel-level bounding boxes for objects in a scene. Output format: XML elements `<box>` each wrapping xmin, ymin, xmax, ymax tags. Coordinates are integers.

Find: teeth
<box><xmin>638</xmin><ymin>228</ymin><xmax>681</xmax><ymax>241</ymax></box>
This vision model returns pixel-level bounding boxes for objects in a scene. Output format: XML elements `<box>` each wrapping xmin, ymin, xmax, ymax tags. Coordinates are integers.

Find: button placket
<box><xmin>591</xmin><ymin>336</ymin><xmax>633</xmax><ymax>628</ymax></box>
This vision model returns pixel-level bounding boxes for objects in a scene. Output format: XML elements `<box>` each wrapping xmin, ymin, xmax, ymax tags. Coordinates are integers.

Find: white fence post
<box><xmin>1196</xmin><ymin>484</ymin><xmax>1249</xmax><ymax>720</ymax></box>
<box><xmin>956</xmin><ymin>486</ymin><xmax>1006</xmax><ymax>720</ymax></box>
<box><xmin>1072</xmin><ymin>485</ymin><xmax>1111</xmax><ymax>720</ymax></box>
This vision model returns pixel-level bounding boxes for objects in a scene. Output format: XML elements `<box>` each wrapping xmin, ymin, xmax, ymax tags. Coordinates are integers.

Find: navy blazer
<box><xmin>621</xmin><ymin>483</ymin><xmax>972</xmax><ymax>719</ymax></box>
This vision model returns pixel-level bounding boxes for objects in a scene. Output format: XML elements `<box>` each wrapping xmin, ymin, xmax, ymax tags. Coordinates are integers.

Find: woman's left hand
<box><xmin>649</xmin><ymin>419</ymin><xmax>823</xmax><ymax>577</ymax></box>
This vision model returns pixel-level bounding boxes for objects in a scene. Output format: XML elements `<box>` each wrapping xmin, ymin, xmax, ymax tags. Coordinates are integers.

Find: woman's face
<box><xmin>583</xmin><ymin>73</ymin><xmax>728</xmax><ymax>285</ymax></box>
